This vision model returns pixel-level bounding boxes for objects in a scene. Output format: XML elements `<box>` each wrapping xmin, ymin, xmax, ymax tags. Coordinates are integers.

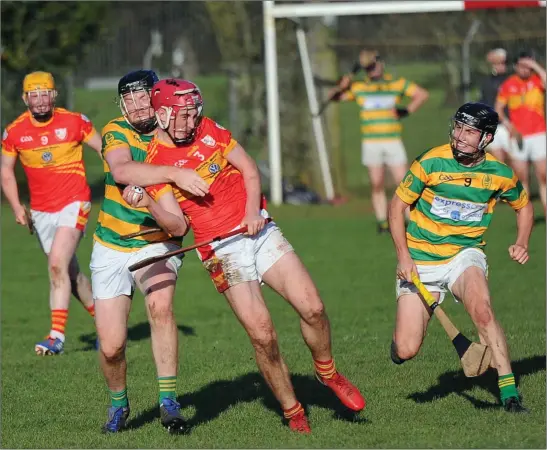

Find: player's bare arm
<box><xmin>406</xmin><ymin>84</ymin><xmax>429</xmax><ymax>114</ymax></box>
<box><xmin>521</xmin><ymin>57</ymin><xmax>546</xmax><ymax>86</ymax></box>
<box><xmin>0</xmin><ymin>153</ymin><xmax>28</xmax><ymax>226</ymax></box>
<box><xmin>388</xmin><ymin>195</ymin><xmax>417</xmax><ymax>282</ymax></box>
<box><xmin>494</xmin><ymin>98</ymin><xmax>518</xmax><ymax>139</ymax></box>
<box><xmin>509</xmin><ymin>201</ymin><xmax>534</xmax><ymax>264</ymax></box>
<box><xmin>122</xmin><ymin>186</ymin><xmax>188</xmax><ymax>237</ymax></box>
<box><xmin>84</xmin><ymin>130</ymin><xmax>104</xmax><ymax>158</ymax></box>
<box><xmin>106</xmin><ymin>146</ymin><xmax>209</xmax><ymax>196</ymax></box>
<box><xmin>225</xmin><ymin>143</ymin><xmax>265</xmax><ymax>235</ymax></box>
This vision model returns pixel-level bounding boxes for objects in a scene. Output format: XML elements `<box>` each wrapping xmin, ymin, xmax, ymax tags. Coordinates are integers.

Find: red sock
<box><xmin>314</xmin><ymin>358</ymin><xmax>336</xmax><ymax>379</ymax></box>
<box><xmin>50</xmin><ymin>309</ymin><xmax>68</xmax><ymax>341</ymax></box>
<box><xmin>85</xmin><ymin>304</ymin><xmax>95</xmax><ymax>318</ymax></box>
<box><xmin>283</xmin><ymin>402</ymin><xmax>304</xmax><ymax>419</ymax></box>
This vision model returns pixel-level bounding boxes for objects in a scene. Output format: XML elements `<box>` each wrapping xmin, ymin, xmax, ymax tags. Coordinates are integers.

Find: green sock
<box><xmin>498</xmin><ymin>373</ymin><xmax>518</xmax><ymax>403</ymax></box>
<box><xmin>158</xmin><ymin>376</ymin><xmax>177</xmax><ymax>404</ymax></box>
<box><xmin>109</xmin><ymin>387</ymin><xmax>128</xmax><ymax>408</ymax></box>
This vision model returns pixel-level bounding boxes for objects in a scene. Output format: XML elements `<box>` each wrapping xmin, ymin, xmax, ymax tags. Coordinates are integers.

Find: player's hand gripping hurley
<box><xmin>411</xmin><ymin>273</ymin><xmax>492</xmax><ymax>378</ymax></box>
<box><xmin>127</xmin><ymin>218</ymin><xmax>273</xmax><ymax>272</ymax></box>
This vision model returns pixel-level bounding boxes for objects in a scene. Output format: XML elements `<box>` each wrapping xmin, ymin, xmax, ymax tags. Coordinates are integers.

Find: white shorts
<box><xmin>361</xmin><ymin>139</ymin><xmax>407</xmax><ymax>167</ymax></box>
<box><xmin>90</xmin><ymin>241</ymin><xmax>183</xmax><ymax>300</ymax></box>
<box><xmin>506</xmin><ymin>132</ymin><xmax>546</xmax><ymax>162</ymax></box>
<box><xmin>31</xmin><ymin>201</ymin><xmax>91</xmax><ymax>254</ymax></box>
<box><xmin>489</xmin><ymin>123</ymin><xmax>510</xmax><ymax>153</ymax></box>
<box><xmin>195</xmin><ymin>214</ymin><xmax>294</xmax><ymax>293</ymax></box>
<box><xmin>395</xmin><ymin>248</ymin><xmax>488</xmax><ymax>304</ymax></box>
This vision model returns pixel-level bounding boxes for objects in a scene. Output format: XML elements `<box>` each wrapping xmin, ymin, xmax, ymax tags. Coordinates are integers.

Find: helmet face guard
<box><xmin>117</xmin><ymin>70</ymin><xmax>159</xmax><ymax>134</ymax></box>
<box><xmin>24</xmin><ymin>89</ymin><xmax>57</xmax><ymax>121</ymax></box>
<box><xmin>152</xmin><ymin>80</ymin><xmax>204</xmax><ymax>145</ymax></box>
<box><xmin>449</xmin><ymin>103</ymin><xmax>498</xmax><ymax>166</ymax></box>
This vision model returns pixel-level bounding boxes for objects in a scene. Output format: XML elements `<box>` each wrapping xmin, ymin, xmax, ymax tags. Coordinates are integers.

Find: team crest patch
<box><xmin>104</xmin><ymin>132</ymin><xmax>115</xmax><ymax>144</ymax></box>
<box><xmin>55</xmin><ymin>128</ymin><xmax>67</xmax><ymax>140</ymax></box>
<box><xmin>201</xmin><ymin>135</ymin><xmax>216</xmax><ymax>147</ymax></box>
<box><xmin>41</xmin><ymin>151</ymin><xmax>53</xmax><ymax>163</ymax></box>
<box><xmin>403</xmin><ymin>173</ymin><xmax>413</xmax><ymax>188</ymax></box>
<box><xmin>482</xmin><ymin>174</ymin><xmax>492</xmax><ymax>190</ymax></box>
<box><xmin>208</xmin><ymin>163</ymin><xmax>221</xmax><ymax>174</ymax></box>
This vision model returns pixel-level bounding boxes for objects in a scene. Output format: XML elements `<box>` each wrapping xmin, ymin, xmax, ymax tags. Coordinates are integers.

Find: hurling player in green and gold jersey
<box><xmin>332</xmin><ymin>50</ymin><xmax>429</xmax><ymax>233</ymax></box>
<box><xmin>90</xmin><ymin>70</ymin><xmax>209</xmax><ymax>434</ymax></box>
<box><xmin>388</xmin><ymin>102</ymin><xmax>534</xmax><ymax>413</ymax></box>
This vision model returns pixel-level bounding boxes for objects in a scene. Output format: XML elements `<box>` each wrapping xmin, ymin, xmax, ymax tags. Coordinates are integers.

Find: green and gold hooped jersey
<box><xmin>396</xmin><ymin>144</ymin><xmax>528</xmax><ymax>265</ymax></box>
<box><xmin>93</xmin><ymin>117</ymin><xmax>182</xmax><ymax>252</ymax></box>
<box><xmin>342</xmin><ymin>73</ymin><xmax>416</xmax><ymax>142</ymax></box>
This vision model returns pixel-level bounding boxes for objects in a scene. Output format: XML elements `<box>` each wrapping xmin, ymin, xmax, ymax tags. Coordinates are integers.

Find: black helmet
<box><xmin>118</xmin><ymin>69</ymin><xmax>159</xmax><ymax>134</ymax></box>
<box><xmin>449</xmin><ymin>102</ymin><xmax>498</xmax><ymax>165</ymax></box>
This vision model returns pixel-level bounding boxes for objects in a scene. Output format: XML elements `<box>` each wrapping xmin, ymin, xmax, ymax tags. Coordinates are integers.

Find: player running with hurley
<box><xmin>388</xmin><ymin>102</ymin><xmax>534</xmax><ymax>413</ymax></box>
<box><xmin>1</xmin><ymin>71</ymin><xmax>101</xmax><ymax>355</ymax></box>
<box><xmin>91</xmin><ymin>70</ymin><xmax>209</xmax><ymax>434</ymax></box>
<box><xmin>123</xmin><ymin>78</ymin><xmax>366</xmax><ymax>434</ymax></box>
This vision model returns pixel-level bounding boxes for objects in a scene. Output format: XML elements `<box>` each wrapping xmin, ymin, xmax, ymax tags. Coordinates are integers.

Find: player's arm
<box><xmin>107</xmin><ymin>146</ymin><xmax>208</xmax><ymax>196</ymax></box>
<box><xmin>122</xmin><ymin>185</ymin><xmax>188</xmax><ymax>237</ymax></box>
<box><xmin>388</xmin><ymin>160</ymin><xmax>428</xmax><ymax>281</ymax></box>
<box><xmin>510</xmin><ymin>202</ymin><xmax>534</xmax><ymax>264</ymax></box>
<box><xmin>495</xmin><ymin>85</ymin><xmax>518</xmax><ymax>138</ymax></box>
<box><xmin>398</xmin><ymin>81</ymin><xmax>429</xmax><ymax>118</ymax></box>
<box><xmin>0</xmin><ymin>152</ymin><xmax>27</xmax><ymax>225</ymax></box>
<box><xmin>83</xmin><ymin>129</ymin><xmax>103</xmax><ymax>158</ymax></box>
<box><xmin>225</xmin><ymin>142</ymin><xmax>265</xmax><ymax>235</ymax></box>
<box><xmin>500</xmin><ymin>177</ymin><xmax>534</xmax><ymax>264</ymax></box>
<box><xmin>523</xmin><ymin>58</ymin><xmax>546</xmax><ymax>86</ymax></box>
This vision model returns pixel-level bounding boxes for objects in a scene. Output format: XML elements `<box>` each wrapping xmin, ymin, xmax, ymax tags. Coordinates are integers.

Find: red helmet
<box><xmin>151</xmin><ymin>79</ymin><xmax>203</xmax><ymax>144</ymax></box>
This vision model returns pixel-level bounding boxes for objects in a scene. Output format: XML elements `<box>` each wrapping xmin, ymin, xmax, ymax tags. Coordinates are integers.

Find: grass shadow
<box><xmin>128</xmin><ymin>372</ymin><xmax>369</xmax><ymax>432</ymax></box>
<box><xmin>407</xmin><ymin>354</ymin><xmax>546</xmax><ymax>409</ymax></box>
<box><xmin>78</xmin><ymin>321</ymin><xmax>196</xmax><ymax>351</ymax></box>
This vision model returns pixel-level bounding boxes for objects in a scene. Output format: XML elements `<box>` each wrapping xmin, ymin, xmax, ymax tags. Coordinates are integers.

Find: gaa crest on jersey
<box><xmin>403</xmin><ymin>173</ymin><xmax>413</xmax><ymax>188</ymax></box>
<box><xmin>482</xmin><ymin>174</ymin><xmax>492</xmax><ymax>190</ymax></box>
<box><xmin>208</xmin><ymin>163</ymin><xmax>221</xmax><ymax>174</ymax></box>
<box><xmin>201</xmin><ymin>135</ymin><xmax>216</xmax><ymax>147</ymax></box>
<box><xmin>41</xmin><ymin>151</ymin><xmax>53</xmax><ymax>163</ymax></box>
<box><xmin>55</xmin><ymin>128</ymin><xmax>67</xmax><ymax>140</ymax></box>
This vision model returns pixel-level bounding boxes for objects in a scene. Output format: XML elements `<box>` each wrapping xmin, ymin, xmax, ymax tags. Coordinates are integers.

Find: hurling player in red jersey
<box><xmin>123</xmin><ymin>79</ymin><xmax>366</xmax><ymax>433</ymax></box>
<box><xmin>495</xmin><ymin>50</ymin><xmax>546</xmax><ymax>214</ymax></box>
<box><xmin>1</xmin><ymin>72</ymin><xmax>102</xmax><ymax>355</ymax></box>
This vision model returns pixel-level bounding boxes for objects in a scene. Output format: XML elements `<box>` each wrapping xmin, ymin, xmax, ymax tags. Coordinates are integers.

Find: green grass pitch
<box><xmin>1</xmin><ymin>73</ymin><xmax>545</xmax><ymax>448</ymax></box>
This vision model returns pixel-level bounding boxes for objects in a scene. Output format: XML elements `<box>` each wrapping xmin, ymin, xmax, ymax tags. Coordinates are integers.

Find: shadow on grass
<box><xmin>128</xmin><ymin>372</ymin><xmax>369</xmax><ymax>432</ymax></box>
<box><xmin>78</xmin><ymin>321</ymin><xmax>196</xmax><ymax>351</ymax></box>
<box><xmin>407</xmin><ymin>354</ymin><xmax>546</xmax><ymax>409</ymax></box>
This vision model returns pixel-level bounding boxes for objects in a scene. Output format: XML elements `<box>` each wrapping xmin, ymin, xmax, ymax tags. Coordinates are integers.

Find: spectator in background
<box><xmin>480</xmin><ymin>48</ymin><xmax>510</xmax><ymax>162</ymax></box>
<box><xmin>495</xmin><ymin>50</ymin><xmax>546</xmax><ymax>215</ymax></box>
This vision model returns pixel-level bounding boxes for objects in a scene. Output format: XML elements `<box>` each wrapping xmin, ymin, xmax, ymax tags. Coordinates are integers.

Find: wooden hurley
<box><xmin>411</xmin><ymin>272</ymin><xmax>492</xmax><ymax>378</ymax></box>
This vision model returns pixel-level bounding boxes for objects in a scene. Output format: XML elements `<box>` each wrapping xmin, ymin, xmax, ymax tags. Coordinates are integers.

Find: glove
<box><xmin>396</xmin><ymin>107</ymin><xmax>409</xmax><ymax>119</ymax></box>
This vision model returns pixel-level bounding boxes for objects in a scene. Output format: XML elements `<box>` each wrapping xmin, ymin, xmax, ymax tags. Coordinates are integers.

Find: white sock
<box><xmin>50</xmin><ymin>330</ymin><xmax>65</xmax><ymax>342</ymax></box>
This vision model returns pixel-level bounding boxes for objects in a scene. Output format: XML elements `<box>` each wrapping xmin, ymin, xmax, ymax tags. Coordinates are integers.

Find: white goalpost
<box><xmin>263</xmin><ymin>0</ymin><xmax>546</xmax><ymax>206</ymax></box>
